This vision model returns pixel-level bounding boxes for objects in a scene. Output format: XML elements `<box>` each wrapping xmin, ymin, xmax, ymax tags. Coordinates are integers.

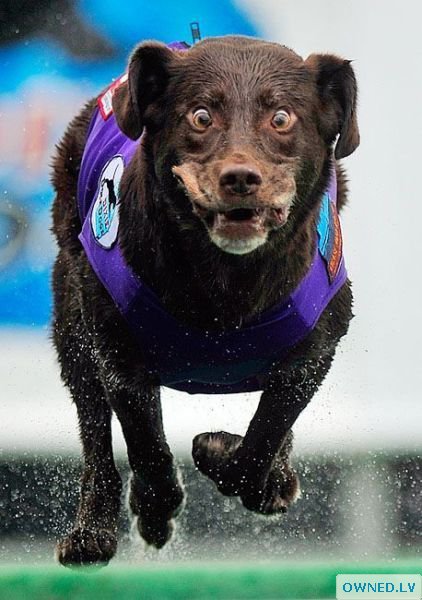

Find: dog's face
<box><xmin>113</xmin><ymin>37</ymin><xmax>359</xmax><ymax>255</ymax></box>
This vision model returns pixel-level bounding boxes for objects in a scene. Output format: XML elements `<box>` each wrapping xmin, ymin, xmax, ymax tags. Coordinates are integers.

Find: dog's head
<box><xmin>113</xmin><ymin>36</ymin><xmax>359</xmax><ymax>255</ymax></box>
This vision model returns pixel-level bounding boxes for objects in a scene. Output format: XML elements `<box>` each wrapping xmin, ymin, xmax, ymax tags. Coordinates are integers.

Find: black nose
<box><xmin>219</xmin><ymin>164</ymin><xmax>262</xmax><ymax>196</ymax></box>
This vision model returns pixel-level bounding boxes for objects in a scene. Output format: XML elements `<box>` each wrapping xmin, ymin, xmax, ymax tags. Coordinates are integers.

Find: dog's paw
<box><xmin>192</xmin><ymin>431</ymin><xmax>300</xmax><ymax>515</ymax></box>
<box><xmin>192</xmin><ymin>431</ymin><xmax>244</xmax><ymax>495</ymax></box>
<box><xmin>129</xmin><ymin>474</ymin><xmax>185</xmax><ymax>549</ymax></box>
<box><xmin>136</xmin><ymin>513</ymin><xmax>176</xmax><ymax>549</ymax></box>
<box><xmin>55</xmin><ymin>527</ymin><xmax>117</xmax><ymax>567</ymax></box>
<box><xmin>240</xmin><ymin>464</ymin><xmax>301</xmax><ymax>515</ymax></box>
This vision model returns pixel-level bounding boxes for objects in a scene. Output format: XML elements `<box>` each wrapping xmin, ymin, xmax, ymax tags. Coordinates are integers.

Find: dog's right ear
<box><xmin>112</xmin><ymin>41</ymin><xmax>176</xmax><ymax>140</ymax></box>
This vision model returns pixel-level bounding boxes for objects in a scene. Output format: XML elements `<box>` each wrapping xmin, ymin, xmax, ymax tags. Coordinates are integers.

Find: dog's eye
<box><xmin>191</xmin><ymin>108</ymin><xmax>213</xmax><ymax>130</ymax></box>
<box><xmin>271</xmin><ymin>110</ymin><xmax>292</xmax><ymax>131</ymax></box>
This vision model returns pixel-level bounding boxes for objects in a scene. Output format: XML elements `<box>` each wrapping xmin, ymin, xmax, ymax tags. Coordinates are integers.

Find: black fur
<box><xmin>51</xmin><ymin>36</ymin><xmax>358</xmax><ymax>566</ymax></box>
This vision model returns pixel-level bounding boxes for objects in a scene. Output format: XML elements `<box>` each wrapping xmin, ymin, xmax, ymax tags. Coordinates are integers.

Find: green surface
<box><xmin>0</xmin><ymin>562</ymin><xmax>420</xmax><ymax>600</ymax></box>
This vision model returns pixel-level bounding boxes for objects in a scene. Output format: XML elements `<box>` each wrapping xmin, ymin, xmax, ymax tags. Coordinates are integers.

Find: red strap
<box><xmin>97</xmin><ymin>73</ymin><xmax>128</xmax><ymax>120</ymax></box>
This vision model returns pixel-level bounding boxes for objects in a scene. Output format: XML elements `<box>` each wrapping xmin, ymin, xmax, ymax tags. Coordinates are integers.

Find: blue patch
<box><xmin>317</xmin><ymin>192</ymin><xmax>331</xmax><ymax>256</ymax></box>
<box><xmin>317</xmin><ymin>192</ymin><xmax>343</xmax><ymax>281</ymax></box>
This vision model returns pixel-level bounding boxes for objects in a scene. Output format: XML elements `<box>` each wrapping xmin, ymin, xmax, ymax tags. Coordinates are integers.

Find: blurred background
<box><xmin>0</xmin><ymin>0</ymin><xmax>420</xmax><ymax>565</ymax></box>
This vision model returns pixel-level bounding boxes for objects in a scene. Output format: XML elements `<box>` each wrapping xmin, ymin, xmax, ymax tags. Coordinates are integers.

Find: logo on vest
<box><xmin>317</xmin><ymin>192</ymin><xmax>343</xmax><ymax>282</ymax></box>
<box><xmin>91</xmin><ymin>155</ymin><xmax>124</xmax><ymax>248</ymax></box>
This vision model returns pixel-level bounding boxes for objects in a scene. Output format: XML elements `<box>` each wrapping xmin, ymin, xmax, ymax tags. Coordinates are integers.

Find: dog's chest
<box><xmin>77</xmin><ymin>104</ymin><xmax>346</xmax><ymax>396</ymax></box>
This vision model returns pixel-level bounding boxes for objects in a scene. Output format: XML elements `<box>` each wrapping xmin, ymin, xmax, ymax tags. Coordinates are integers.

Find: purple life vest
<box><xmin>77</xmin><ymin>49</ymin><xmax>347</xmax><ymax>395</ymax></box>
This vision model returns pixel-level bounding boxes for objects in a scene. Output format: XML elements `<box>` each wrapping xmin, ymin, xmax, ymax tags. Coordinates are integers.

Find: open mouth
<box><xmin>218</xmin><ymin>207</ymin><xmax>262</xmax><ymax>222</ymax></box>
<box><xmin>191</xmin><ymin>201</ymin><xmax>291</xmax><ymax>255</ymax></box>
<box><xmin>194</xmin><ymin>204</ymin><xmax>287</xmax><ymax>230</ymax></box>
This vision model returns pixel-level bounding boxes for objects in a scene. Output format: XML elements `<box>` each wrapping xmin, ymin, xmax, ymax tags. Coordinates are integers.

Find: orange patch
<box><xmin>328</xmin><ymin>205</ymin><xmax>343</xmax><ymax>281</ymax></box>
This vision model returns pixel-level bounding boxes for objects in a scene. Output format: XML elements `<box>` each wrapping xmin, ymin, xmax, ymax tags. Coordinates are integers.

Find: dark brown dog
<box><xmin>51</xmin><ymin>36</ymin><xmax>358</xmax><ymax>566</ymax></box>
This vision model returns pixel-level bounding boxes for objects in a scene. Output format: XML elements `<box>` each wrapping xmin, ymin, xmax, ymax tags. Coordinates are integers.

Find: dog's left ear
<box><xmin>305</xmin><ymin>54</ymin><xmax>360</xmax><ymax>159</ymax></box>
<box><xmin>112</xmin><ymin>41</ymin><xmax>177</xmax><ymax>140</ymax></box>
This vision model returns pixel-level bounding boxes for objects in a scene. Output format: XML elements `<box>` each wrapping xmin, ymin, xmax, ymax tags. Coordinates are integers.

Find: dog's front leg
<box><xmin>193</xmin><ymin>355</ymin><xmax>333</xmax><ymax>514</ymax></box>
<box><xmin>107</xmin><ymin>383</ymin><xmax>184</xmax><ymax>548</ymax></box>
<box><xmin>56</xmin><ymin>366</ymin><xmax>122</xmax><ymax>567</ymax></box>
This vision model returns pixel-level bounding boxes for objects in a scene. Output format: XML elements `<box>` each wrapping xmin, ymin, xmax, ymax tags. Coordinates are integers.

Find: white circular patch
<box><xmin>91</xmin><ymin>155</ymin><xmax>124</xmax><ymax>248</ymax></box>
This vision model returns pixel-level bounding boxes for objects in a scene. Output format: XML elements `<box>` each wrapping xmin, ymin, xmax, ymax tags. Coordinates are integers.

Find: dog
<box><xmin>51</xmin><ymin>35</ymin><xmax>359</xmax><ymax>566</ymax></box>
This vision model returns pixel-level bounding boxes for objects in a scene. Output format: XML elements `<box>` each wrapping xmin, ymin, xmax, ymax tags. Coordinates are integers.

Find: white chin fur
<box><xmin>209</xmin><ymin>232</ymin><xmax>267</xmax><ymax>255</ymax></box>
